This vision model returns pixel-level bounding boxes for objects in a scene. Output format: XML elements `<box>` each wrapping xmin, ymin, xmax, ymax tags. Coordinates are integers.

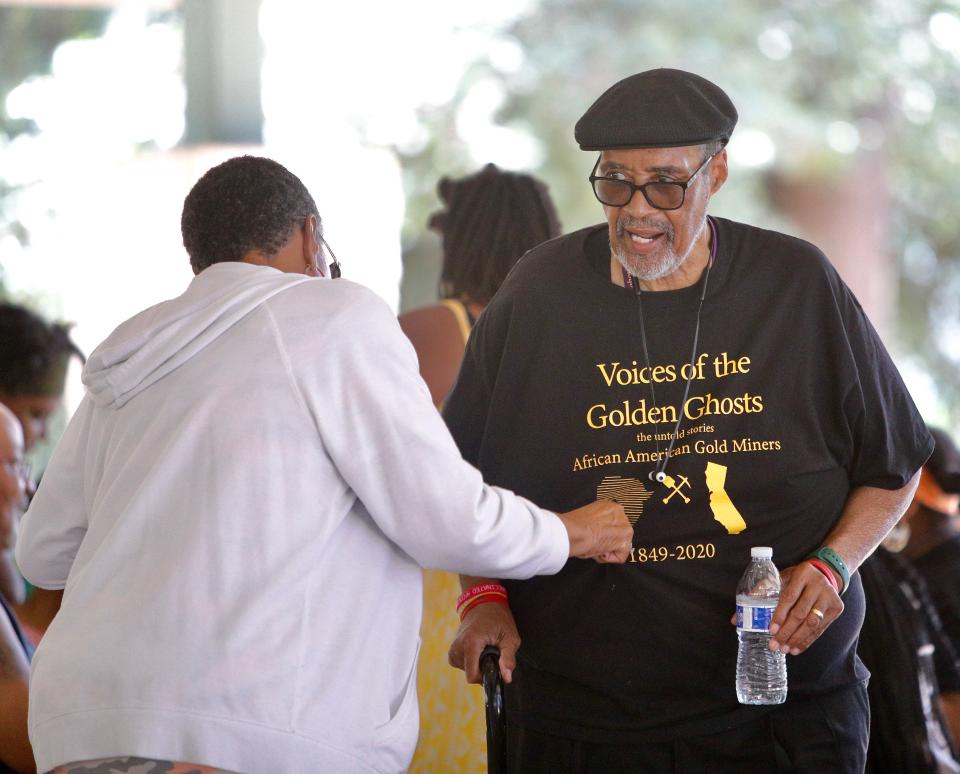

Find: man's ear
<box><xmin>710</xmin><ymin>148</ymin><xmax>729</xmax><ymax>195</ymax></box>
<box><xmin>303</xmin><ymin>214</ymin><xmax>321</xmax><ymax>264</ymax></box>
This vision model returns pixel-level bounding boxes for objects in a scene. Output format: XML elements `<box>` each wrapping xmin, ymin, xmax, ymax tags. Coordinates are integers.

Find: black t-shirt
<box><xmin>860</xmin><ymin>548</ymin><xmax>960</xmax><ymax>773</ymax></box>
<box><xmin>912</xmin><ymin>536</ymin><xmax>960</xmax><ymax>655</ymax></box>
<box><xmin>443</xmin><ymin>217</ymin><xmax>933</xmax><ymax>742</ymax></box>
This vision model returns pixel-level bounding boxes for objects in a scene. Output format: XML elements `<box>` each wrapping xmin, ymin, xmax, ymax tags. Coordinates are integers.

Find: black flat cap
<box><xmin>575</xmin><ymin>68</ymin><xmax>738</xmax><ymax>150</ymax></box>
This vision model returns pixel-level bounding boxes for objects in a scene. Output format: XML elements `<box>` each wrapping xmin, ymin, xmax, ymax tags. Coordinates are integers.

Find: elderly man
<box><xmin>0</xmin><ymin>402</ymin><xmax>34</xmax><ymax>773</ymax></box>
<box><xmin>15</xmin><ymin>155</ymin><xmax>631</xmax><ymax>774</ymax></box>
<box><xmin>445</xmin><ymin>69</ymin><xmax>932</xmax><ymax>772</ymax></box>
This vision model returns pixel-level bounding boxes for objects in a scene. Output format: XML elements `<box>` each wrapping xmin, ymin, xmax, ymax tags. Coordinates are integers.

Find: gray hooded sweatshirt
<box><xmin>17</xmin><ymin>262</ymin><xmax>568</xmax><ymax>773</ymax></box>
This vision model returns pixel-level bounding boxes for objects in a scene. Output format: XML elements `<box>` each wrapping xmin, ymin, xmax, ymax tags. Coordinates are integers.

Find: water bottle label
<box><xmin>737</xmin><ymin>603</ymin><xmax>775</xmax><ymax>632</ymax></box>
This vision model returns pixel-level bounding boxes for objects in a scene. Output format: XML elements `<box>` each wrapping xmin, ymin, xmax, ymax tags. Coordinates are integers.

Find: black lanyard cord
<box><xmin>627</xmin><ymin>217</ymin><xmax>717</xmax><ymax>483</ymax></box>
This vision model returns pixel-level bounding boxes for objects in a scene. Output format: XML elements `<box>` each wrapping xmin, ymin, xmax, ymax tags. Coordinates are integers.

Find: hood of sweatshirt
<box><xmin>83</xmin><ymin>262</ymin><xmax>316</xmax><ymax>409</ymax></box>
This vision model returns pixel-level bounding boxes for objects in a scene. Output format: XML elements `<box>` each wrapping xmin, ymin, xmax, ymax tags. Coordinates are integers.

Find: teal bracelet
<box><xmin>806</xmin><ymin>547</ymin><xmax>850</xmax><ymax>594</ymax></box>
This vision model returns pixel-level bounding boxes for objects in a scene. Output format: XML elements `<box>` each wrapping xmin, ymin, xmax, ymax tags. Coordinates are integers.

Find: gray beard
<box><xmin>614</xmin><ymin>215</ymin><xmax>707</xmax><ymax>281</ymax></box>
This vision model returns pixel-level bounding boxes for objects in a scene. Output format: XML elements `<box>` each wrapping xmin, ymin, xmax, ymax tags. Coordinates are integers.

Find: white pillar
<box><xmin>183</xmin><ymin>0</ymin><xmax>263</xmax><ymax>144</ymax></box>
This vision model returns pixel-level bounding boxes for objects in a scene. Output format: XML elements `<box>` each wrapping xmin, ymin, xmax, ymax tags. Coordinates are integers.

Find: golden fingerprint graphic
<box><xmin>597</xmin><ymin>475</ymin><xmax>653</xmax><ymax>525</ymax></box>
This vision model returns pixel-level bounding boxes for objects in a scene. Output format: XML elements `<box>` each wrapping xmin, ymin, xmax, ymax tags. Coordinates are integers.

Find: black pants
<box><xmin>506</xmin><ymin>683</ymin><xmax>869</xmax><ymax>774</ymax></box>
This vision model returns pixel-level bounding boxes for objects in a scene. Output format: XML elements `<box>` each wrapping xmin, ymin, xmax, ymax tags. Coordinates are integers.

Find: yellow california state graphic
<box><xmin>597</xmin><ymin>475</ymin><xmax>653</xmax><ymax>525</ymax></box>
<box><xmin>705</xmin><ymin>461</ymin><xmax>747</xmax><ymax>534</ymax></box>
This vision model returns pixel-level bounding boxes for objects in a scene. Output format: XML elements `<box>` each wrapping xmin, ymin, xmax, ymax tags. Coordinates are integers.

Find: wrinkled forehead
<box><xmin>597</xmin><ymin>144</ymin><xmax>707</xmax><ymax>172</ymax></box>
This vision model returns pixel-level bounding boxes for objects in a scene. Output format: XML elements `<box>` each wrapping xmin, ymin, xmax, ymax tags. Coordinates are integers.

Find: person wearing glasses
<box><xmin>0</xmin><ymin>302</ymin><xmax>84</xmax><ymax>642</ymax></box>
<box><xmin>0</xmin><ymin>303</ymin><xmax>85</xmax><ymax>457</ymax></box>
<box><xmin>14</xmin><ymin>154</ymin><xmax>632</xmax><ymax>774</ymax></box>
<box><xmin>443</xmin><ymin>68</ymin><xmax>931</xmax><ymax>771</ymax></box>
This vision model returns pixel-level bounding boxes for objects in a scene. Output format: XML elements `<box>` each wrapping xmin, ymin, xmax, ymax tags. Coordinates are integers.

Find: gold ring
<box><xmin>810</xmin><ymin>608</ymin><xmax>825</xmax><ymax>623</ymax></box>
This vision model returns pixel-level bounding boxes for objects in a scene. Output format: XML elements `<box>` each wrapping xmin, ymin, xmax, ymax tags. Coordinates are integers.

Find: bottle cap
<box><xmin>751</xmin><ymin>546</ymin><xmax>773</xmax><ymax>558</ymax></box>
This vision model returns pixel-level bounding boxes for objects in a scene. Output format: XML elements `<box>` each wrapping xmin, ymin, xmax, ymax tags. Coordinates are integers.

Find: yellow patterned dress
<box><xmin>409</xmin><ymin>299</ymin><xmax>487</xmax><ymax>773</ymax></box>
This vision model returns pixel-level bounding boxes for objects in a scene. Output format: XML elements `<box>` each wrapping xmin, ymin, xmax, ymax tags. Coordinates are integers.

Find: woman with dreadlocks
<box><xmin>399</xmin><ymin>164</ymin><xmax>560</xmax><ymax>771</ymax></box>
<box><xmin>859</xmin><ymin>427</ymin><xmax>960</xmax><ymax>773</ymax></box>
<box><xmin>400</xmin><ymin>164</ymin><xmax>560</xmax><ymax>407</ymax></box>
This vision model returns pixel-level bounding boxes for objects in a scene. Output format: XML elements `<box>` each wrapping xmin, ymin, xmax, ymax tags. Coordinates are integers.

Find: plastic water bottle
<box><xmin>735</xmin><ymin>546</ymin><xmax>787</xmax><ymax>704</ymax></box>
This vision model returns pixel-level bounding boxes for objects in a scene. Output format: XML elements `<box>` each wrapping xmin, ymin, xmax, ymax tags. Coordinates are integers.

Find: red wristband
<box><xmin>807</xmin><ymin>558</ymin><xmax>840</xmax><ymax>593</ymax></box>
<box><xmin>457</xmin><ymin>583</ymin><xmax>507</xmax><ymax>609</ymax></box>
<box><xmin>459</xmin><ymin>595</ymin><xmax>509</xmax><ymax>620</ymax></box>
<box><xmin>457</xmin><ymin>583</ymin><xmax>508</xmax><ymax>619</ymax></box>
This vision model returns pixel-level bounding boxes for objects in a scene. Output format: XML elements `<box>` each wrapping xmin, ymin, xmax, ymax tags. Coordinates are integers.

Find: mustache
<box><xmin>616</xmin><ymin>215</ymin><xmax>674</xmax><ymax>240</ymax></box>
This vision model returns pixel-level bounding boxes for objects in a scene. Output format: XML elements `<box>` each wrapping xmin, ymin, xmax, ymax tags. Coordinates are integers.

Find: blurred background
<box><xmin>1</xmin><ymin>0</ymin><xmax>958</xmax><ymax>466</ymax></box>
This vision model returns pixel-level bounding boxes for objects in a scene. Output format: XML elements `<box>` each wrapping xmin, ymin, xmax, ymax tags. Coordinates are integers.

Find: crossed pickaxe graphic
<box><xmin>661</xmin><ymin>474</ymin><xmax>691</xmax><ymax>504</ymax></box>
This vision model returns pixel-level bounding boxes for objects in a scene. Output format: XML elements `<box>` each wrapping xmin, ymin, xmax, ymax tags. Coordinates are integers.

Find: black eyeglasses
<box><xmin>589</xmin><ymin>150</ymin><xmax>719</xmax><ymax>210</ymax></box>
<box><xmin>319</xmin><ymin>234</ymin><xmax>342</xmax><ymax>279</ymax></box>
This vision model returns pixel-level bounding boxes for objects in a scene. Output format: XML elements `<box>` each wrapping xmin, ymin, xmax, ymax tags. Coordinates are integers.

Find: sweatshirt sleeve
<box><xmin>281</xmin><ymin>284</ymin><xmax>569</xmax><ymax>579</ymax></box>
<box><xmin>15</xmin><ymin>397</ymin><xmax>93</xmax><ymax>589</ymax></box>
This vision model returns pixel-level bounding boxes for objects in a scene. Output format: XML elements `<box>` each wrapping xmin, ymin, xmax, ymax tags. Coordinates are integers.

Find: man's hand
<box><xmin>449</xmin><ymin>600</ymin><xmax>521</xmax><ymax>684</ymax></box>
<box><xmin>767</xmin><ymin>562</ymin><xmax>844</xmax><ymax>655</ymax></box>
<box><xmin>557</xmin><ymin>500</ymin><xmax>633</xmax><ymax>563</ymax></box>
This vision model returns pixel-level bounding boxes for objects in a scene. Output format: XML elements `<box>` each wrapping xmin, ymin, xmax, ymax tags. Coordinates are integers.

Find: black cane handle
<box><xmin>480</xmin><ymin>645</ymin><xmax>506</xmax><ymax>774</ymax></box>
